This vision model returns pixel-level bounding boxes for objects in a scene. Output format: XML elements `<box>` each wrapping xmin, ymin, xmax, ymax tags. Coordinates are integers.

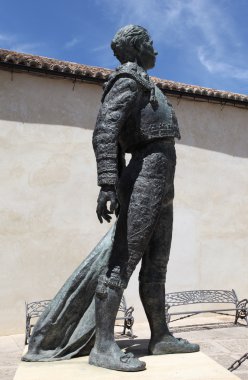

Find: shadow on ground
<box><xmin>117</xmin><ymin>338</ymin><xmax>149</xmax><ymax>358</ymax></box>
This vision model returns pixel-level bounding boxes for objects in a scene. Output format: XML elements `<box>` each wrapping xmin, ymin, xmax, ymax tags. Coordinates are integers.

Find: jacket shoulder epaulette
<box><xmin>102</xmin><ymin>62</ymin><xmax>154</xmax><ymax>103</ymax></box>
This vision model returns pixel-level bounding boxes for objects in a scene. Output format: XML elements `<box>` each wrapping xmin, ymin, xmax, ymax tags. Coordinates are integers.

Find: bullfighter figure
<box><xmin>22</xmin><ymin>24</ymin><xmax>199</xmax><ymax>372</ymax></box>
<box><xmin>89</xmin><ymin>25</ymin><xmax>199</xmax><ymax>371</ymax></box>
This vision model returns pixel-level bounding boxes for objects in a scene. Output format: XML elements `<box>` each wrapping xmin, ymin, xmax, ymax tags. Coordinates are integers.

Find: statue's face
<box><xmin>138</xmin><ymin>36</ymin><xmax>158</xmax><ymax>70</ymax></box>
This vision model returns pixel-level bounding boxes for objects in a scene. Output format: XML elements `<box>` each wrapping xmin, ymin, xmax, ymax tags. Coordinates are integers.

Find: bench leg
<box><xmin>235</xmin><ymin>299</ymin><xmax>248</xmax><ymax>325</ymax></box>
<box><xmin>234</xmin><ymin>311</ymin><xmax>238</xmax><ymax>325</ymax></box>
<box><xmin>25</xmin><ymin>317</ymin><xmax>31</xmax><ymax>345</ymax></box>
<box><xmin>122</xmin><ymin>306</ymin><xmax>134</xmax><ymax>337</ymax></box>
<box><xmin>122</xmin><ymin>317</ymin><xmax>134</xmax><ymax>337</ymax></box>
<box><xmin>122</xmin><ymin>323</ymin><xmax>126</xmax><ymax>336</ymax></box>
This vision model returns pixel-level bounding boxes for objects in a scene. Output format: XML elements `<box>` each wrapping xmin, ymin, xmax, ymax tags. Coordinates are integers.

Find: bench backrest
<box><xmin>165</xmin><ymin>289</ymin><xmax>238</xmax><ymax>307</ymax></box>
<box><xmin>25</xmin><ymin>295</ymin><xmax>133</xmax><ymax>344</ymax></box>
<box><xmin>26</xmin><ymin>295</ymin><xmax>129</xmax><ymax>320</ymax></box>
<box><xmin>26</xmin><ymin>300</ymin><xmax>51</xmax><ymax>319</ymax></box>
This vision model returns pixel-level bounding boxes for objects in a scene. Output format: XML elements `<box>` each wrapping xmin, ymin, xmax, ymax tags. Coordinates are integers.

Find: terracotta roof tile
<box><xmin>0</xmin><ymin>48</ymin><xmax>247</xmax><ymax>106</ymax></box>
<box><xmin>0</xmin><ymin>49</ymin><xmax>111</xmax><ymax>80</ymax></box>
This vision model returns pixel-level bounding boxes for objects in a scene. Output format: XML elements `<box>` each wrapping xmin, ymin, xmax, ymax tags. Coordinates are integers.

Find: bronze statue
<box><xmin>22</xmin><ymin>25</ymin><xmax>199</xmax><ymax>372</ymax></box>
<box><xmin>90</xmin><ymin>24</ymin><xmax>198</xmax><ymax>371</ymax></box>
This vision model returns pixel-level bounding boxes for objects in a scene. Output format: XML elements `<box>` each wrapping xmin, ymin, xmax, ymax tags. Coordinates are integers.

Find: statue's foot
<box><xmin>89</xmin><ymin>343</ymin><xmax>146</xmax><ymax>372</ymax></box>
<box><xmin>149</xmin><ymin>334</ymin><xmax>200</xmax><ymax>355</ymax></box>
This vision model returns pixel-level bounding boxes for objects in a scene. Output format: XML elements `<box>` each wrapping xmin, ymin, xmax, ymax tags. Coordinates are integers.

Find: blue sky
<box><xmin>0</xmin><ymin>0</ymin><xmax>247</xmax><ymax>95</ymax></box>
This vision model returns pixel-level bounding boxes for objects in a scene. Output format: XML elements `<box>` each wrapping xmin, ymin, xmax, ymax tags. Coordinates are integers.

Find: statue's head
<box><xmin>111</xmin><ymin>25</ymin><xmax>157</xmax><ymax>70</ymax></box>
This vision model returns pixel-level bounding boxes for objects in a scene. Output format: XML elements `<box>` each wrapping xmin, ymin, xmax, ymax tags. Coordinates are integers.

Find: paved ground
<box><xmin>1</xmin><ymin>314</ymin><xmax>248</xmax><ymax>380</ymax></box>
<box><xmin>0</xmin><ymin>334</ymin><xmax>23</xmax><ymax>380</ymax></box>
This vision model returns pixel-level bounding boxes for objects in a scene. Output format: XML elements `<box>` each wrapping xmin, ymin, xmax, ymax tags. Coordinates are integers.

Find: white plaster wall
<box><xmin>0</xmin><ymin>69</ymin><xmax>247</xmax><ymax>334</ymax></box>
<box><xmin>126</xmin><ymin>144</ymin><xmax>248</xmax><ymax>320</ymax></box>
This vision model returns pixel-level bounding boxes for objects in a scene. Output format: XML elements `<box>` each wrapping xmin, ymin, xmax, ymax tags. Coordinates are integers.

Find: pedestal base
<box><xmin>14</xmin><ymin>351</ymin><xmax>239</xmax><ymax>380</ymax></box>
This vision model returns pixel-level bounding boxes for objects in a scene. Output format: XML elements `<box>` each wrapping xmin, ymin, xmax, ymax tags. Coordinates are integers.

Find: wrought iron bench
<box><xmin>25</xmin><ymin>295</ymin><xmax>134</xmax><ymax>345</ymax></box>
<box><xmin>165</xmin><ymin>289</ymin><xmax>248</xmax><ymax>325</ymax></box>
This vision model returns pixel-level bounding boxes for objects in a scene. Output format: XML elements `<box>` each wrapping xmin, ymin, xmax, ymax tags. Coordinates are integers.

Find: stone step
<box><xmin>14</xmin><ymin>351</ymin><xmax>239</xmax><ymax>380</ymax></box>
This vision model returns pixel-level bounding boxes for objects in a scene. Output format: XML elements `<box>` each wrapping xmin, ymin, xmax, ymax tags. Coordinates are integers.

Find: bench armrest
<box><xmin>237</xmin><ymin>299</ymin><xmax>248</xmax><ymax>309</ymax></box>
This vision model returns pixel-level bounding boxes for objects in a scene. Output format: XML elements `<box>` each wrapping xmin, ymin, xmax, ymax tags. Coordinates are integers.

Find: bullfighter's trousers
<box><xmin>96</xmin><ymin>139</ymin><xmax>176</xmax><ymax>296</ymax></box>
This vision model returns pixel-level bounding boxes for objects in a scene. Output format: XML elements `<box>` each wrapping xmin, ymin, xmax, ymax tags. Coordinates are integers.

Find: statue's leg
<box><xmin>139</xmin><ymin>199</ymin><xmax>173</xmax><ymax>344</ymax></box>
<box><xmin>139</xmin><ymin>178</ymin><xmax>199</xmax><ymax>354</ymax></box>
<box><xmin>89</xmin><ymin>157</ymin><xmax>147</xmax><ymax>372</ymax></box>
<box><xmin>89</xmin><ymin>284</ymin><xmax>146</xmax><ymax>371</ymax></box>
<box><xmin>89</xmin><ymin>150</ymin><xmax>171</xmax><ymax>371</ymax></box>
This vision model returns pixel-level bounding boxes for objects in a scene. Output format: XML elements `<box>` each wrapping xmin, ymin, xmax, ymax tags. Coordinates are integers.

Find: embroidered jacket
<box><xmin>93</xmin><ymin>62</ymin><xmax>180</xmax><ymax>186</ymax></box>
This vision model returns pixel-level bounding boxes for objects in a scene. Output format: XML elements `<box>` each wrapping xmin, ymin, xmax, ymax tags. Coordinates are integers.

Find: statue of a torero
<box><xmin>22</xmin><ymin>24</ymin><xmax>199</xmax><ymax>372</ymax></box>
<box><xmin>90</xmin><ymin>24</ymin><xmax>199</xmax><ymax>371</ymax></box>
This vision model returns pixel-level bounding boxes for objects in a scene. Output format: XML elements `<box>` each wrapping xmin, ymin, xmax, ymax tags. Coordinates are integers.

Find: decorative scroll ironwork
<box><xmin>165</xmin><ymin>289</ymin><xmax>248</xmax><ymax>326</ymax></box>
<box><xmin>165</xmin><ymin>290</ymin><xmax>238</xmax><ymax>306</ymax></box>
<box><xmin>26</xmin><ymin>300</ymin><xmax>51</xmax><ymax>318</ymax></box>
<box><xmin>25</xmin><ymin>296</ymin><xmax>134</xmax><ymax>344</ymax></box>
<box><xmin>235</xmin><ymin>299</ymin><xmax>248</xmax><ymax>324</ymax></box>
<box><xmin>25</xmin><ymin>300</ymin><xmax>50</xmax><ymax>345</ymax></box>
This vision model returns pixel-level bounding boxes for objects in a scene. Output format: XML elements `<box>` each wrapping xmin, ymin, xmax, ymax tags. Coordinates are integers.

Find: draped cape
<box><xmin>22</xmin><ymin>225</ymin><xmax>116</xmax><ymax>362</ymax></box>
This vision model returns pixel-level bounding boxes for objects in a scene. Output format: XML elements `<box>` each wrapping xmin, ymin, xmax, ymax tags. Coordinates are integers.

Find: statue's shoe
<box><xmin>149</xmin><ymin>336</ymin><xmax>200</xmax><ymax>355</ymax></box>
<box><xmin>89</xmin><ymin>350</ymin><xmax>146</xmax><ymax>372</ymax></box>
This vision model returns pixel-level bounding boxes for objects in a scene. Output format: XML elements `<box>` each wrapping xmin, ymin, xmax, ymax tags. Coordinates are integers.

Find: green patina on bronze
<box><xmin>23</xmin><ymin>25</ymin><xmax>199</xmax><ymax>372</ymax></box>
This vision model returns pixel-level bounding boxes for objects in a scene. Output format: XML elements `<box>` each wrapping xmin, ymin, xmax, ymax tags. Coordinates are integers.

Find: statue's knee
<box><xmin>95</xmin><ymin>266</ymin><xmax>127</xmax><ymax>299</ymax></box>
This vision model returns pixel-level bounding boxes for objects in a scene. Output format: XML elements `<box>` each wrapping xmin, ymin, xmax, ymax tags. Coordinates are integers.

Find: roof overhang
<box><xmin>0</xmin><ymin>48</ymin><xmax>247</xmax><ymax>108</ymax></box>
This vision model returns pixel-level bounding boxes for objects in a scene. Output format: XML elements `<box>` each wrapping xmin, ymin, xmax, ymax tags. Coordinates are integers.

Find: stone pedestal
<box><xmin>14</xmin><ymin>351</ymin><xmax>239</xmax><ymax>380</ymax></box>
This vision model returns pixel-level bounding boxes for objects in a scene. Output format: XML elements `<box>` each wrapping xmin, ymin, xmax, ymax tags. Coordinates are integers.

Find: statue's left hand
<box><xmin>96</xmin><ymin>185</ymin><xmax>119</xmax><ymax>224</ymax></box>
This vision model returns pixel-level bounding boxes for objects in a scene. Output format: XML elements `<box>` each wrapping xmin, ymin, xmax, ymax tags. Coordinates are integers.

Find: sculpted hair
<box><xmin>111</xmin><ymin>25</ymin><xmax>149</xmax><ymax>64</ymax></box>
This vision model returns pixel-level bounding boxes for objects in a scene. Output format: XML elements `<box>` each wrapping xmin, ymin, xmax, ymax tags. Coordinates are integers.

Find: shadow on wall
<box><xmin>0</xmin><ymin>70</ymin><xmax>102</xmax><ymax>132</ymax></box>
<box><xmin>171</xmin><ymin>97</ymin><xmax>248</xmax><ymax>159</ymax></box>
<box><xmin>0</xmin><ymin>70</ymin><xmax>247</xmax><ymax>158</ymax></box>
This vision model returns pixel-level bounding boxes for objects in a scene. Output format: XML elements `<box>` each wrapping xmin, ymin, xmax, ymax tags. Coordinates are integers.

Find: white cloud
<box><xmin>101</xmin><ymin>0</ymin><xmax>188</xmax><ymax>42</ymax></box>
<box><xmin>101</xmin><ymin>0</ymin><xmax>236</xmax><ymax>49</ymax></box>
<box><xmin>0</xmin><ymin>32</ymin><xmax>42</xmax><ymax>54</ymax></box>
<box><xmin>198</xmin><ymin>47</ymin><xmax>248</xmax><ymax>81</ymax></box>
<box><xmin>10</xmin><ymin>43</ymin><xmax>41</xmax><ymax>54</ymax></box>
<box><xmin>99</xmin><ymin>0</ymin><xmax>247</xmax><ymax>82</ymax></box>
<box><xmin>91</xmin><ymin>44</ymin><xmax>109</xmax><ymax>53</ymax></box>
<box><xmin>0</xmin><ymin>33</ymin><xmax>15</xmax><ymax>44</ymax></box>
<box><xmin>64</xmin><ymin>37</ymin><xmax>81</xmax><ymax>49</ymax></box>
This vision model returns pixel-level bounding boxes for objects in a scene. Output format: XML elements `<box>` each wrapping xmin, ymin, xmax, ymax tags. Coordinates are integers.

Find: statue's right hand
<box><xmin>96</xmin><ymin>185</ymin><xmax>119</xmax><ymax>224</ymax></box>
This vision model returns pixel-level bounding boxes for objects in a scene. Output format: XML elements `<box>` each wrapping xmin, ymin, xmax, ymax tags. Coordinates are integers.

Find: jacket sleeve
<box><xmin>93</xmin><ymin>77</ymin><xmax>138</xmax><ymax>186</ymax></box>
